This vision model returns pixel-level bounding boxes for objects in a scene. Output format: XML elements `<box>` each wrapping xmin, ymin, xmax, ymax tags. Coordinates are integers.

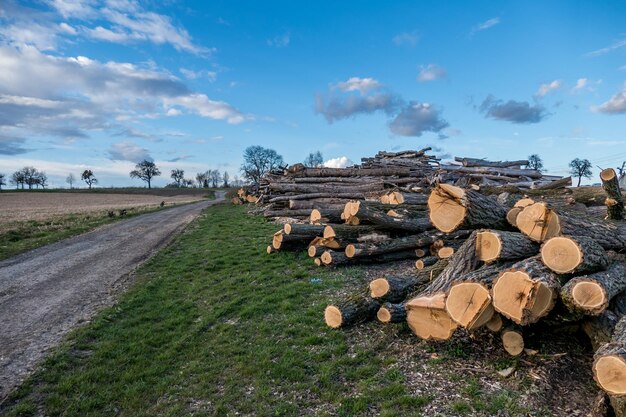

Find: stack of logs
<box><xmin>242</xmin><ymin>149</ymin><xmax>568</xmax><ymax>219</ymax></box>
<box><xmin>315</xmin><ymin>167</ymin><xmax>626</xmax><ymax>415</ymax></box>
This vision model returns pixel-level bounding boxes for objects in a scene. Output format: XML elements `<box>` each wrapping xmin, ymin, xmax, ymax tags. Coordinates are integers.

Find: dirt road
<box><xmin>0</xmin><ymin>194</ymin><xmax>224</xmax><ymax>402</ymax></box>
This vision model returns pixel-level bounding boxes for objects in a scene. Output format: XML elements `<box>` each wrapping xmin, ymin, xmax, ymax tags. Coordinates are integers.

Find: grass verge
<box><xmin>0</xmin><ymin>204</ymin><xmax>594</xmax><ymax>416</ymax></box>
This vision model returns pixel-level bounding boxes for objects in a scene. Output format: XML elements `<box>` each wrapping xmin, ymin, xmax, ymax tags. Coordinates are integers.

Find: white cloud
<box><xmin>267</xmin><ymin>32</ymin><xmax>290</xmax><ymax>47</ymax></box>
<box><xmin>334</xmin><ymin>77</ymin><xmax>381</xmax><ymax>94</ymax></box>
<box><xmin>587</xmin><ymin>39</ymin><xmax>626</xmax><ymax>57</ymax></box>
<box><xmin>180</xmin><ymin>68</ymin><xmax>217</xmax><ymax>82</ymax></box>
<box><xmin>536</xmin><ymin>80</ymin><xmax>561</xmax><ymax>97</ymax></box>
<box><xmin>594</xmin><ymin>83</ymin><xmax>626</xmax><ymax>114</ymax></box>
<box><xmin>471</xmin><ymin>17</ymin><xmax>500</xmax><ymax>35</ymax></box>
<box><xmin>417</xmin><ymin>64</ymin><xmax>447</xmax><ymax>82</ymax></box>
<box><xmin>392</xmin><ymin>31</ymin><xmax>419</xmax><ymax>46</ymax></box>
<box><xmin>108</xmin><ymin>140</ymin><xmax>151</xmax><ymax>162</ymax></box>
<box><xmin>323</xmin><ymin>156</ymin><xmax>353</xmax><ymax>168</ymax></box>
<box><xmin>571</xmin><ymin>77</ymin><xmax>601</xmax><ymax>93</ymax></box>
<box><xmin>574</xmin><ymin>78</ymin><xmax>587</xmax><ymax>90</ymax></box>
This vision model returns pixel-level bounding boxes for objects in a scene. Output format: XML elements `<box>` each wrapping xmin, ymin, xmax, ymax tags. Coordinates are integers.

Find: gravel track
<box><xmin>0</xmin><ymin>193</ymin><xmax>224</xmax><ymax>402</ymax></box>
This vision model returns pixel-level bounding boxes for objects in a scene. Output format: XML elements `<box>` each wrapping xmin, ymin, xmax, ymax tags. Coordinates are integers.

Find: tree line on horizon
<box><xmin>0</xmin><ymin>150</ymin><xmax>620</xmax><ymax>191</ymax></box>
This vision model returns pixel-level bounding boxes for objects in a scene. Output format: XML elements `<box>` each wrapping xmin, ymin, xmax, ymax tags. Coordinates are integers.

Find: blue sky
<box><xmin>1</xmin><ymin>0</ymin><xmax>625</xmax><ymax>187</ymax></box>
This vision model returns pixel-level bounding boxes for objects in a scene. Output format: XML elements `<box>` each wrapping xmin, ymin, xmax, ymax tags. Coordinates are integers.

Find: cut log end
<box><xmin>406</xmin><ymin>307</ymin><xmax>457</xmax><ymax>341</ymax></box>
<box><xmin>310</xmin><ymin>209</ymin><xmax>322</xmax><ymax>223</ymax></box>
<box><xmin>324</xmin><ymin>305</ymin><xmax>343</xmax><ymax>328</ymax></box>
<box><xmin>415</xmin><ymin>259</ymin><xmax>424</xmax><ymax>269</ymax></box>
<box><xmin>516</xmin><ymin>203</ymin><xmax>560</xmax><ymax>242</ymax></box>
<box><xmin>308</xmin><ymin>246</ymin><xmax>317</xmax><ymax>257</ymax></box>
<box><xmin>445</xmin><ymin>282</ymin><xmax>492</xmax><ymax>328</ymax></box>
<box><xmin>476</xmin><ymin>230</ymin><xmax>502</xmax><ymax>263</ymax></box>
<box><xmin>594</xmin><ymin>355</ymin><xmax>626</xmax><ymax>395</ymax></box>
<box><xmin>323</xmin><ymin>225</ymin><xmax>335</xmax><ymax>239</ymax></box>
<box><xmin>369</xmin><ymin>278</ymin><xmax>390</xmax><ymax>299</ymax></box>
<box><xmin>492</xmin><ymin>271</ymin><xmax>555</xmax><ymax>324</ymax></box>
<box><xmin>283</xmin><ymin>223</ymin><xmax>292</xmax><ymax>234</ymax></box>
<box><xmin>438</xmin><ymin>247</ymin><xmax>455</xmax><ymax>259</ymax></box>
<box><xmin>571</xmin><ymin>281</ymin><xmax>607</xmax><ymax>311</ymax></box>
<box><xmin>427</xmin><ymin>184</ymin><xmax>467</xmax><ymax>233</ymax></box>
<box><xmin>345</xmin><ymin>244</ymin><xmax>356</xmax><ymax>258</ymax></box>
<box><xmin>321</xmin><ymin>251</ymin><xmax>333</xmax><ymax>265</ymax></box>
<box><xmin>540</xmin><ymin>236</ymin><xmax>582</xmax><ymax>274</ymax></box>
<box><xmin>506</xmin><ymin>207</ymin><xmax>522</xmax><ymax>227</ymax></box>
<box><xmin>502</xmin><ymin>329</ymin><xmax>524</xmax><ymax>356</ymax></box>
<box><xmin>314</xmin><ymin>258</ymin><xmax>322</xmax><ymax>266</ymax></box>
<box><xmin>377</xmin><ymin>307</ymin><xmax>392</xmax><ymax>323</ymax></box>
<box><xmin>485</xmin><ymin>313</ymin><xmax>504</xmax><ymax>332</ymax></box>
<box><xmin>601</xmin><ymin>168</ymin><xmax>617</xmax><ymax>182</ymax></box>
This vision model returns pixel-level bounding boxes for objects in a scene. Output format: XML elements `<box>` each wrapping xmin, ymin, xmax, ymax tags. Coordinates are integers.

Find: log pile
<box><xmin>310</xmin><ymin>176</ymin><xmax>625</xmax><ymax>415</ymax></box>
<box><xmin>238</xmin><ymin>149</ymin><xmax>567</xmax><ymax>219</ymax></box>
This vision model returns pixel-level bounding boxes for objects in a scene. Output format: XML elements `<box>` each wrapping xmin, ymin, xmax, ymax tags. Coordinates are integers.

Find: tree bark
<box><xmin>561</xmin><ymin>260</ymin><xmax>626</xmax><ymax>316</ymax></box>
<box><xmin>283</xmin><ymin>223</ymin><xmax>325</xmax><ymax>238</ymax></box>
<box><xmin>427</xmin><ymin>184</ymin><xmax>510</xmax><ymax>233</ymax></box>
<box><xmin>540</xmin><ymin>235</ymin><xmax>610</xmax><ymax>275</ymax></box>
<box><xmin>295</xmin><ymin>167</ymin><xmax>412</xmax><ymax>177</ymax></box>
<box><xmin>594</xmin><ymin>316</ymin><xmax>626</xmax><ymax>397</ymax></box>
<box><xmin>501</xmin><ymin>324</ymin><xmax>525</xmax><ymax>356</ymax></box>
<box><xmin>369</xmin><ymin>275</ymin><xmax>431</xmax><ymax>303</ymax></box>
<box><xmin>352</xmin><ymin>202</ymin><xmax>432</xmax><ymax>233</ymax></box>
<box><xmin>377</xmin><ymin>302</ymin><xmax>407</xmax><ymax>323</ymax></box>
<box><xmin>310</xmin><ymin>208</ymin><xmax>344</xmax><ymax>224</ymax></box>
<box><xmin>454</xmin><ymin>157</ymin><xmax>530</xmax><ymax>168</ymax></box>
<box><xmin>324</xmin><ymin>294</ymin><xmax>381</xmax><ymax>328</ymax></box>
<box><xmin>601</xmin><ymin>168</ymin><xmax>625</xmax><ymax>220</ymax></box>
<box><xmin>439</xmin><ymin>164</ymin><xmax>543</xmax><ymax>179</ymax></box>
<box><xmin>269</xmin><ymin>193</ymin><xmax>366</xmax><ymax>203</ymax></box>
<box><xmin>516</xmin><ymin>202</ymin><xmax>626</xmax><ymax>249</ymax></box>
<box><xmin>476</xmin><ymin>230</ymin><xmax>539</xmax><ymax>263</ymax></box>
<box><xmin>321</xmin><ymin>249</ymin><xmax>417</xmax><ymax>266</ymax></box>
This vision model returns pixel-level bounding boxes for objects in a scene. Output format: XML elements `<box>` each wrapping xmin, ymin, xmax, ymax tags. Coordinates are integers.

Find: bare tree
<box><xmin>36</xmin><ymin>171</ymin><xmax>48</xmax><ymax>189</ymax></box>
<box><xmin>0</xmin><ymin>173</ymin><xmax>6</xmax><ymax>190</ymax></box>
<box><xmin>569</xmin><ymin>158</ymin><xmax>593</xmax><ymax>187</ymax></box>
<box><xmin>11</xmin><ymin>170</ymin><xmax>25</xmax><ymax>189</ymax></box>
<box><xmin>304</xmin><ymin>151</ymin><xmax>323</xmax><ymax>167</ymax></box>
<box><xmin>196</xmin><ymin>171</ymin><xmax>209</xmax><ymax>188</ymax></box>
<box><xmin>209</xmin><ymin>169</ymin><xmax>221</xmax><ymax>188</ymax></box>
<box><xmin>66</xmin><ymin>173</ymin><xmax>76</xmax><ymax>189</ymax></box>
<box><xmin>130</xmin><ymin>160</ymin><xmax>161</xmax><ymax>189</ymax></box>
<box><xmin>222</xmin><ymin>171</ymin><xmax>230</xmax><ymax>187</ymax></box>
<box><xmin>240</xmin><ymin>146</ymin><xmax>284</xmax><ymax>185</ymax></box>
<box><xmin>184</xmin><ymin>178</ymin><xmax>194</xmax><ymax>188</ymax></box>
<box><xmin>171</xmin><ymin>169</ymin><xmax>185</xmax><ymax>187</ymax></box>
<box><xmin>22</xmin><ymin>167</ymin><xmax>38</xmax><ymax>190</ymax></box>
<box><xmin>527</xmin><ymin>154</ymin><xmax>544</xmax><ymax>172</ymax></box>
<box><xmin>81</xmin><ymin>169</ymin><xmax>98</xmax><ymax>189</ymax></box>
<box><xmin>617</xmin><ymin>161</ymin><xmax>625</xmax><ymax>179</ymax></box>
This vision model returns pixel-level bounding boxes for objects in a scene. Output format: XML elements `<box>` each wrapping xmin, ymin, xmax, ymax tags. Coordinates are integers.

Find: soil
<box><xmin>0</xmin><ymin>193</ymin><xmax>224</xmax><ymax>402</ymax></box>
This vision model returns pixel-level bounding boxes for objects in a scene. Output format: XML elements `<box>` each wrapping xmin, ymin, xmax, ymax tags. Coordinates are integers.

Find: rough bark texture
<box><xmin>345</xmin><ymin>230</ymin><xmax>469</xmax><ymax>259</ymax></box>
<box><xmin>377</xmin><ymin>302</ymin><xmax>407</xmax><ymax>323</ymax></box>
<box><xmin>454</xmin><ymin>157</ymin><xmax>529</xmax><ymax>168</ymax></box>
<box><xmin>324</xmin><ymin>294</ymin><xmax>381</xmax><ymax>328</ymax></box>
<box><xmin>516</xmin><ymin>202</ymin><xmax>626</xmax><ymax>249</ymax></box>
<box><xmin>476</xmin><ymin>230</ymin><xmax>539</xmax><ymax>263</ymax></box>
<box><xmin>310</xmin><ymin>208</ymin><xmax>344</xmax><ymax>224</ymax></box>
<box><xmin>428</xmin><ymin>184</ymin><xmax>509</xmax><ymax>233</ymax></box>
<box><xmin>562</xmin><ymin>261</ymin><xmax>626</xmax><ymax>316</ymax></box>
<box><xmin>369</xmin><ymin>274</ymin><xmax>431</xmax><ymax>303</ymax></box>
<box><xmin>283</xmin><ymin>223</ymin><xmax>325</xmax><ymax>237</ymax></box>
<box><xmin>353</xmin><ymin>203</ymin><xmax>432</xmax><ymax>233</ymax></box>
<box><xmin>583</xmin><ymin>310</ymin><xmax>620</xmax><ymax>351</ymax></box>
<box><xmin>541</xmin><ymin>235</ymin><xmax>610</xmax><ymax>275</ymax></box>
<box><xmin>415</xmin><ymin>256</ymin><xmax>439</xmax><ymax>269</ymax></box>
<box><xmin>492</xmin><ymin>256</ymin><xmax>560</xmax><ymax>325</ymax></box>
<box><xmin>270</xmin><ymin>193</ymin><xmax>366</xmax><ymax>203</ymax></box>
<box><xmin>269</xmin><ymin>181</ymin><xmax>384</xmax><ymax>194</ymax></box>
<box><xmin>296</xmin><ymin>167</ymin><xmax>411</xmax><ymax>178</ymax></box>
<box><xmin>323</xmin><ymin>224</ymin><xmax>387</xmax><ymax>240</ymax></box>
<box><xmin>321</xmin><ymin>249</ymin><xmax>417</xmax><ymax>266</ymax></box>
<box><xmin>601</xmin><ymin>168</ymin><xmax>625</xmax><ymax>221</ymax></box>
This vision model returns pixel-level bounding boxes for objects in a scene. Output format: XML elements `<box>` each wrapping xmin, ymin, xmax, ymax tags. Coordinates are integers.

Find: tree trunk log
<box><xmin>405</xmin><ymin>232</ymin><xmax>481</xmax><ymax>340</ymax></box>
<box><xmin>516</xmin><ymin>202</ymin><xmax>626</xmax><ymax>249</ymax></box>
<box><xmin>561</xmin><ymin>260</ymin><xmax>626</xmax><ymax>316</ymax></box>
<box><xmin>310</xmin><ymin>208</ymin><xmax>344</xmax><ymax>224</ymax></box>
<box><xmin>454</xmin><ymin>157</ymin><xmax>530</xmax><ymax>168</ymax></box>
<box><xmin>289</xmin><ymin>199</ymin><xmax>347</xmax><ymax>210</ymax></box>
<box><xmin>321</xmin><ymin>249</ymin><xmax>417</xmax><ymax>266</ymax></box>
<box><xmin>476</xmin><ymin>230</ymin><xmax>539</xmax><ymax>263</ymax></box>
<box><xmin>601</xmin><ymin>168</ymin><xmax>625</xmax><ymax>220</ymax></box>
<box><xmin>369</xmin><ymin>275</ymin><xmax>430</xmax><ymax>303</ymax></box>
<box><xmin>269</xmin><ymin>193</ymin><xmax>366</xmax><ymax>203</ymax></box>
<box><xmin>415</xmin><ymin>256</ymin><xmax>439</xmax><ymax>269</ymax></box>
<box><xmin>322</xmin><ymin>224</ymin><xmax>388</xmax><ymax>240</ymax></box>
<box><xmin>501</xmin><ymin>325</ymin><xmax>525</xmax><ymax>356</ymax></box>
<box><xmin>348</xmin><ymin>201</ymin><xmax>432</xmax><ymax>233</ymax></box>
<box><xmin>540</xmin><ymin>235</ymin><xmax>609</xmax><ymax>274</ymax></box>
<box><xmin>272</xmin><ymin>232</ymin><xmax>312</xmax><ymax>251</ymax></box>
<box><xmin>491</xmin><ymin>256</ymin><xmax>559</xmax><ymax>325</ymax></box>
<box><xmin>594</xmin><ymin>316</ymin><xmax>626</xmax><ymax>396</ymax></box>
<box><xmin>377</xmin><ymin>303</ymin><xmax>407</xmax><ymax>323</ymax></box>
<box><xmin>534</xmin><ymin>176</ymin><xmax>572</xmax><ymax>190</ymax></box>
<box><xmin>324</xmin><ymin>294</ymin><xmax>381</xmax><ymax>328</ymax></box>
<box><xmin>297</xmin><ymin>167</ymin><xmax>411</xmax><ymax>178</ymax></box>
<box><xmin>427</xmin><ymin>184</ymin><xmax>510</xmax><ymax>233</ymax></box>
<box><xmin>283</xmin><ymin>223</ymin><xmax>325</xmax><ymax>238</ymax></box>
<box><xmin>439</xmin><ymin>164</ymin><xmax>543</xmax><ymax>179</ymax></box>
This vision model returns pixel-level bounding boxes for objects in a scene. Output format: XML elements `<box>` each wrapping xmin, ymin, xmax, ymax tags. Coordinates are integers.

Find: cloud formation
<box><xmin>389</xmin><ymin>102</ymin><xmax>449</xmax><ymax>137</ymax></box>
<box><xmin>536</xmin><ymin>80</ymin><xmax>561</xmax><ymax>97</ymax></box>
<box><xmin>0</xmin><ymin>134</ymin><xmax>28</xmax><ymax>155</ymax></box>
<box><xmin>479</xmin><ymin>95</ymin><xmax>547</xmax><ymax>124</ymax></box>
<box><xmin>587</xmin><ymin>38</ymin><xmax>626</xmax><ymax>57</ymax></box>
<box><xmin>108</xmin><ymin>141</ymin><xmax>152</xmax><ymax>162</ymax></box>
<box><xmin>267</xmin><ymin>33</ymin><xmax>290</xmax><ymax>47</ymax></box>
<box><xmin>417</xmin><ymin>64</ymin><xmax>447</xmax><ymax>82</ymax></box>
<box><xmin>0</xmin><ymin>44</ymin><xmax>247</xmax><ymax>143</ymax></box>
<box><xmin>595</xmin><ymin>83</ymin><xmax>626</xmax><ymax>114</ymax></box>
<box><xmin>316</xmin><ymin>77</ymin><xmax>450</xmax><ymax>138</ymax></box>
<box><xmin>392</xmin><ymin>31</ymin><xmax>419</xmax><ymax>46</ymax></box>
<box><xmin>471</xmin><ymin>17</ymin><xmax>500</xmax><ymax>35</ymax></box>
<box><xmin>323</xmin><ymin>156</ymin><xmax>353</xmax><ymax>168</ymax></box>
